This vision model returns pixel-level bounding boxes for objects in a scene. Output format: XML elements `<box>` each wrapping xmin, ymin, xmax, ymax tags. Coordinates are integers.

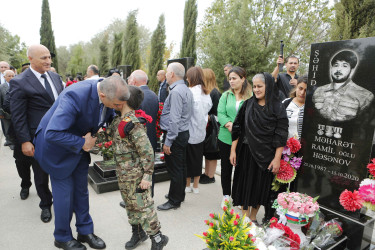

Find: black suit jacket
<box><xmin>10</xmin><ymin>68</ymin><xmax>63</xmax><ymax>144</ymax></box>
<box><xmin>139</xmin><ymin>85</ymin><xmax>159</xmax><ymax>151</ymax></box>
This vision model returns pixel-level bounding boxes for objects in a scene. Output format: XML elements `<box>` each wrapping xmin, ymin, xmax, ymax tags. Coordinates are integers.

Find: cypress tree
<box><xmin>331</xmin><ymin>0</ymin><xmax>375</xmax><ymax>40</ymax></box>
<box><xmin>111</xmin><ymin>32</ymin><xmax>123</xmax><ymax>68</ymax></box>
<box><xmin>99</xmin><ymin>33</ymin><xmax>109</xmax><ymax>76</ymax></box>
<box><xmin>148</xmin><ymin>15</ymin><xmax>166</xmax><ymax>93</ymax></box>
<box><xmin>180</xmin><ymin>0</ymin><xmax>197</xmax><ymax>61</ymax></box>
<box><xmin>123</xmin><ymin>10</ymin><xmax>141</xmax><ymax>69</ymax></box>
<box><xmin>40</xmin><ymin>0</ymin><xmax>58</xmax><ymax>71</ymax></box>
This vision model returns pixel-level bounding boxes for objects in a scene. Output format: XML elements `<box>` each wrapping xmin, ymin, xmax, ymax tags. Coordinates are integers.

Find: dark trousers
<box><xmin>1</xmin><ymin>118</ymin><xmax>12</xmax><ymax>143</ymax></box>
<box><xmin>50</xmin><ymin>153</ymin><xmax>93</xmax><ymax>242</ymax></box>
<box><xmin>13</xmin><ymin>144</ymin><xmax>53</xmax><ymax>209</ymax></box>
<box><xmin>164</xmin><ymin>131</ymin><xmax>189</xmax><ymax>206</ymax></box>
<box><xmin>218</xmin><ymin>140</ymin><xmax>233</xmax><ymax>196</ymax></box>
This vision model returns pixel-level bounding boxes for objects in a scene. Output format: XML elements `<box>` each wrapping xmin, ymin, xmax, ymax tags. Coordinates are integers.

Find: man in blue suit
<box><xmin>34</xmin><ymin>75</ymin><xmax>130</xmax><ymax>250</ymax></box>
<box><xmin>10</xmin><ymin>44</ymin><xmax>63</xmax><ymax>222</ymax></box>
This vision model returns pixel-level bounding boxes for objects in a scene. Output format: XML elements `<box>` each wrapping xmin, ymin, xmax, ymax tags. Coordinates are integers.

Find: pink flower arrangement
<box><xmin>273</xmin><ymin>192</ymin><xmax>319</xmax><ymax>217</ymax></box>
<box><xmin>339</xmin><ymin>189</ymin><xmax>363</xmax><ymax>212</ymax></box>
<box><xmin>358</xmin><ymin>178</ymin><xmax>375</xmax><ymax>211</ymax></box>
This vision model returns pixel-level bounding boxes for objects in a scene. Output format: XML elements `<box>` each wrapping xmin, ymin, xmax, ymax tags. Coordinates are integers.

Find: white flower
<box><xmin>360</xmin><ymin>178</ymin><xmax>375</xmax><ymax>187</ymax></box>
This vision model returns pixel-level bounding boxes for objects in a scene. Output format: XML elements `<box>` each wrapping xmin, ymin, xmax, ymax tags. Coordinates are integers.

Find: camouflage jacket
<box><xmin>313</xmin><ymin>80</ymin><xmax>374</xmax><ymax>122</ymax></box>
<box><xmin>97</xmin><ymin>110</ymin><xmax>154</xmax><ymax>182</ymax></box>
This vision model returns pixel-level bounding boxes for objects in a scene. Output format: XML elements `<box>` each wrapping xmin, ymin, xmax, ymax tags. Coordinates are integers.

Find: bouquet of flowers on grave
<box><xmin>96</xmin><ymin>140</ymin><xmax>113</xmax><ymax>160</ymax></box>
<box><xmin>358</xmin><ymin>158</ymin><xmax>375</xmax><ymax>211</ymax></box>
<box><xmin>272</xmin><ymin>191</ymin><xmax>320</xmax><ymax>224</ymax></box>
<box><xmin>196</xmin><ymin>199</ymin><xmax>258</xmax><ymax>250</ymax></box>
<box><xmin>305</xmin><ymin>219</ymin><xmax>343</xmax><ymax>249</ymax></box>
<box><xmin>271</xmin><ymin>137</ymin><xmax>302</xmax><ymax>191</ymax></box>
<box><xmin>304</xmin><ymin>211</ymin><xmax>325</xmax><ymax>243</ymax></box>
<box><xmin>262</xmin><ymin>217</ymin><xmax>301</xmax><ymax>250</ymax></box>
<box><xmin>338</xmin><ymin>158</ymin><xmax>375</xmax><ymax>212</ymax></box>
<box><xmin>156</xmin><ymin>102</ymin><xmax>164</xmax><ymax>139</ymax></box>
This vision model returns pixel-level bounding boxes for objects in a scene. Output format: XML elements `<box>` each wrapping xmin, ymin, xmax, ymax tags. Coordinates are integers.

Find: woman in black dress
<box><xmin>230</xmin><ymin>72</ymin><xmax>288</xmax><ymax>224</ymax></box>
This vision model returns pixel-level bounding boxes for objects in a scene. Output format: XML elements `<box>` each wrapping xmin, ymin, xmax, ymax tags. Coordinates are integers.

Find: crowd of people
<box><xmin>0</xmin><ymin>43</ymin><xmax>310</xmax><ymax>250</ymax></box>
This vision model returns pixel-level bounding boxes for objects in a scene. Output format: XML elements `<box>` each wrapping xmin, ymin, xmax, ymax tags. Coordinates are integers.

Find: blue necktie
<box><xmin>99</xmin><ymin>103</ymin><xmax>104</xmax><ymax>125</ymax></box>
<box><xmin>41</xmin><ymin>74</ymin><xmax>55</xmax><ymax>100</ymax></box>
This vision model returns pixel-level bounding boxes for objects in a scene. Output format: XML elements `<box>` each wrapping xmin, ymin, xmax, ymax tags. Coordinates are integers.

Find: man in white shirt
<box><xmin>86</xmin><ymin>65</ymin><xmax>100</xmax><ymax>79</ymax></box>
<box><xmin>0</xmin><ymin>61</ymin><xmax>10</xmax><ymax>85</ymax></box>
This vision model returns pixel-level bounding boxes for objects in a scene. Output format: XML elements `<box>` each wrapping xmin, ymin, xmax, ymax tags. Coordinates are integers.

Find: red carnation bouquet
<box><xmin>135</xmin><ymin>109</ymin><xmax>153</xmax><ymax>123</ymax></box>
<box><xmin>271</xmin><ymin>137</ymin><xmax>301</xmax><ymax>191</ymax></box>
<box><xmin>97</xmin><ymin>140</ymin><xmax>113</xmax><ymax>160</ymax></box>
<box><xmin>156</xmin><ymin>102</ymin><xmax>164</xmax><ymax>139</ymax></box>
<box><xmin>262</xmin><ymin>217</ymin><xmax>300</xmax><ymax>249</ymax></box>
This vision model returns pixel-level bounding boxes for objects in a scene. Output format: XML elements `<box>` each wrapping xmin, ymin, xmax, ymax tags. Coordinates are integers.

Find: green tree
<box><xmin>67</xmin><ymin>43</ymin><xmax>86</xmax><ymax>77</ymax></box>
<box><xmin>180</xmin><ymin>0</ymin><xmax>198</xmax><ymax>61</ymax></box>
<box><xmin>198</xmin><ymin>0</ymin><xmax>333</xmax><ymax>89</ymax></box>
<box><xmin>123</xmin><ymin>10</ymin><xmax>141</xmax><ymax>69</ymax></box>
<box><xmin>0</xmin><ymin>25</ymin><xmax>28</xmax><ymax>70</ymax></box>
<box><xmin>40</xmin><ymin>0</ymin><xmax>58</xmax><ymax>71</ymax></box>
<box><xmin>99</xmin><ymin>33</ymin><xmax>109</xmax><ymax>76</ymax></box>
<box><xmin>56</xmin><ymin>46</ymin><xmax>70</xmax><ymax>77</ymax></box>
<box><xmin>331</xmin><ymin>0</ymin><xmax>375</xmax><ymax>40</ymax></box>
<box><xmin>148</xmin><ymin>14</ymin><xmax>166</xmax><ymax>93</ymax></box>
<box><xmin>111</xmin><ymin>32</ymin><xmax>123</xmax><ymax>68</ymax></box>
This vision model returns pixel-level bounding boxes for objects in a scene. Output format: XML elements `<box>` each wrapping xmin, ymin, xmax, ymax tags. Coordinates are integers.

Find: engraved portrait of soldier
<box><xmin>312</xmin><ymin>49</ymin><xmax>374</xmax><ymax>122</ymax></box>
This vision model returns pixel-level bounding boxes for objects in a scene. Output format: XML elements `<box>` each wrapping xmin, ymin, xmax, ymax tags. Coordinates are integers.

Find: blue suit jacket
<box><xmin>139</xmin><ymin>85</ymin><xmax>159</xmax><ymax>151</ymax></box>
<box><xmin>34</xmin><ymin>79</ymin><xmax>114</xmax><ymax>179</ymax></box>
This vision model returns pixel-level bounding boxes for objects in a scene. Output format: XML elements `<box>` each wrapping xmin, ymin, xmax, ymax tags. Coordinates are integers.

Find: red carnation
<box><xmin>247</xmin><ymin>234</ymin><xmax>253</xmax><ymax>238</ymax></box>
<box><xmin>209</xmin><ymin>213</ymin><xmax>214</xmax><ymax>218</ymax></box>
<box><xmin>276</xmin><ymin>160</ymin><xmax>296</xmax><ymax>183</ymax></box>
<box><xmin>286</xmin><ymin>137</ymin><xmax>301</xmax><ymax>153</ymax></box>
<box><xmin>367</xmin><ymin>158</ymin><xmax>375</xmax><ymax>177</ymax></box>
<box><xmin>236</xmin><ymin>214</ymin><xmax>240</xmax><ymax>219</ymax></box>
<box><xmin>233</xmin><ymin>220</ymin><xmax>238</xmax><ymax>226</ymax></box>
<box><xmin>97</xmin><ymin>143</ymin><xmax>102</xmax><ymax>147</ymax></box>
<box><xmin>203</xmin><ymin>232</ymin><xmax>208</xmax><ymax>236</ymax></box>
<box><xmin>339</xmin><ymin>189</ymin><xmax>363</xmax><ymax>212</ymax></box>
<box><xmin>223</xmin><ymin>206</ymin><xmax>227</xmax><ymax>211</ymax></box>
<box><xmin>204</xmin><ymin>220</ymin><xmax>208</xmax><ymax>225</ymax></box>
<box><xmin>209</xmin><ymin>223</ymin><xmax>214</xmax><ymax>227</ymax></box>
<box><xmin>230</xmin><ymin>209</ymin><xmax>234</xmax><ymax>215</ymax></box>
<box><xmin>229</xmin><ymin>236</ymin><xmax>234</xmax><ymax>241</ymax></box>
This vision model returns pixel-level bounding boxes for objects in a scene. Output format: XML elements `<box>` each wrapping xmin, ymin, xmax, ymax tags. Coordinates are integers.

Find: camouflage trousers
<box><xmin>117</xmin><ymin>177</ymin><xmax>161</xmax><ymax>235</ymax></box>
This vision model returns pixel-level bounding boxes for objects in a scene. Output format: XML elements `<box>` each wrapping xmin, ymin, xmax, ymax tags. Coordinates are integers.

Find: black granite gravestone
<box><xmin>298</xmin><ymin>37</ymin><xmax>375</xmax><ymax>249</ymax></box>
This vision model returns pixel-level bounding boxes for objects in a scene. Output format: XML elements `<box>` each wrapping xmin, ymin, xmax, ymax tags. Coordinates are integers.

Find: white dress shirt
<box><xmin>29</xmin><ymin>67</ymin><xmax>59</xmax><ymax>100</ymax></box>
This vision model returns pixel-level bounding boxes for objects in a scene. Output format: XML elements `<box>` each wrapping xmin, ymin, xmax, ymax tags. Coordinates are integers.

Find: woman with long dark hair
<box><xmin>217</xmin><ymin>66</ymin><xmax>252</xmax><ymax>208</ymax></box>
<box><xmin>230</xmin><ymin>72</ymin><xmax>288</xmax><ymax>224</ymax></box>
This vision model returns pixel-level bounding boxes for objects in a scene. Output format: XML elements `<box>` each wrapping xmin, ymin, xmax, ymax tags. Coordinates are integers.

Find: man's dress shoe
<box><xmin>20</xmin><ymin>188</ymin><xmax>29</xmax><ymax>200</ymax></box>
<box><xmin>157</xmin><ymin>201</ymin><xmax>180</xmax><ymax>211</ymax></box>
<box><xmin>54</xmin><ymin>239</ymin><xmax>87</xmax><ymax>250</ymax></box>
<box><xmin>77</xmin><ymin>233</ymin><xmax>106</xmax><ymax>249</ymax></box>
<box><xmin>41</xmin><ymin>208</ymin><xmax>52</xmax><ymax>223</ymax></box>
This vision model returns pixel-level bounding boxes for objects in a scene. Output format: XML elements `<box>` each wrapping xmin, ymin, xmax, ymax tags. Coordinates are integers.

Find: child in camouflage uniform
<box><xmin>97</xmin><ymin>86</ymin><xmax>168</xmax><ymax>250</ymax></box>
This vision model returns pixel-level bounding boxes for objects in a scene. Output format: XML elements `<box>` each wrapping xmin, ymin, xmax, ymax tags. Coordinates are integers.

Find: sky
<box><xmin>0</xmin><ymin>0</ymin><xmax>215</xmax><ymax>50</ymax></box>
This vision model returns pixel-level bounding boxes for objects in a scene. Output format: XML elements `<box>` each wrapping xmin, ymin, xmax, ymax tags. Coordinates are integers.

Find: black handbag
<box><xmin>204</xmin><ymin>114</ymin><xmax>220</xmax><ymax>153</ymax></box>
